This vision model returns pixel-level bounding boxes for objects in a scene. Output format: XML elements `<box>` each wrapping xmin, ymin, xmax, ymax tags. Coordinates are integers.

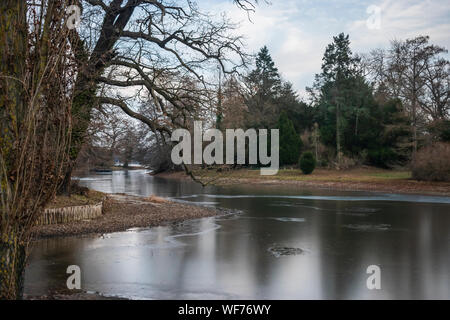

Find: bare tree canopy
<box><xmin>363</xmin><ymin>35</ymin><xmax>449</xmax><ymax>154</ymax></box>
<box><xmin>59</xmin><ymin>0</ymin><xmax>257</xmax><ymax>192</ymax></box>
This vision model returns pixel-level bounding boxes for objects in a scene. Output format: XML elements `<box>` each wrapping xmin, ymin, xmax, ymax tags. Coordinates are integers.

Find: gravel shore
<box><xmin>24</xmin><ymin>290</ymin><xmax>128</xmax><ymax>300</ymax></box>
<box><xmin>31</xmin><ymin>194</ymin><xmax>222</xmax><ymax>239</ymax></box>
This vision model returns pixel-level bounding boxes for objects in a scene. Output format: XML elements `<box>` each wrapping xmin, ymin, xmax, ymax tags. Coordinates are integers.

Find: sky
<box><xmin>201</xmin><ymin>0</ymin><xmax>450</xmax><ymax>98</ymax></box>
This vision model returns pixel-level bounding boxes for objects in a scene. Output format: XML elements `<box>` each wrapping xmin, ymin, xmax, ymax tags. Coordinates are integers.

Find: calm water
<box><xmin>25</xmin><ymin>170</ymin><xmax>450</xmax><ymax>299</ymax></box>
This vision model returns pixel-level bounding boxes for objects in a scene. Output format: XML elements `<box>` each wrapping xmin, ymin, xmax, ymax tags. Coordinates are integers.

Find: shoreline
<box><xmin>31</xmin><ymin>194</ymin><xmax>224</xmax><ymax>240</ymax></box>
<box><xmin>24</xmin><ymin>290</ymin><xmax>128</xmax><ymax>300</ymax></box>
<box><xmin>154</xmin><ymin>169</ymin><xmax>450</xmax><ymax>197</ymax></box>
<box><xmin>26</xmin><ymin>170</ymin><xmax>448</xmax><ymax>300</ymax></box>
<box><xmin>28</xmin><ymin>193</ymin><xmax>226</xmax><ymax>300</ymax></box>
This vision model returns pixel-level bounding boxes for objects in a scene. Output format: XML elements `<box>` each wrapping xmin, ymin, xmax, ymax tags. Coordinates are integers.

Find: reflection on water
<box><xmin>25</xmin><ymin>170</ymin><xmax>450</xmax><ymax>299</ymax></box>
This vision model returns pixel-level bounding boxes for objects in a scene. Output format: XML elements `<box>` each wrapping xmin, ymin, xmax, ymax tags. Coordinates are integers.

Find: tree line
<box><xmin>85</xmin><ymin>33</ymin><xmax>449</xmax><ymax>176</ymax></box>
<box><xmin>216</xmin><ymin>34</ymin><xmax>449</xmax><ymax>170</ymax></box>
<box><xmin>1</xmin><ymin>0</ymin><xmax>449</xmax><ymax>299</ymax></box>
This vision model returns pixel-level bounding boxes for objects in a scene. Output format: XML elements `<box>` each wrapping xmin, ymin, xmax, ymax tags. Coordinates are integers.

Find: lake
<box><xmin>24</xmin><ymin>170</ymin><xmax>450</xmax><ymax>299</ymax></box>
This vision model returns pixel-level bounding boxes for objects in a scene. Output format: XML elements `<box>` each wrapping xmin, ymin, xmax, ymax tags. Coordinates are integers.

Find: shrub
<box><xmin>299</xmin><ymin>152</ymin><xmax>316</xmax><ymax>174</ymax></box>
<box><xmin>319</xmin><ymin>159</ymin><xmax>329</xmax><ymax>167</ymax></box>
<box><xmin>367</xmin><ymin>147</ymin><xmax>397</xmax><ymax>168</ymax></box>
<box><xmin>411</xmin><ymin>142</ymin><xmax>450</xmax><ymax>182</ymax></box>
<box><xmin>428</xmin><ymin>120</ymin><xmax>450</xmax><ymax>142</ymax></box>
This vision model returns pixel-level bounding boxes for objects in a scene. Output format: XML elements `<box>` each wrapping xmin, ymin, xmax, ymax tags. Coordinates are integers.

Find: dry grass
<box><xmin>158</xmin><ymin>167</ymin><xmax>450</xmax><ymax>196</ymax></box>
<box><xmin>189</xmin><ymin>167</ymin><xmax>413</xmax><ymax>183</ymax></box>
<box><xmin>46</xmin><ymin>190</ymin><xmax>105</xmax><ymax>209</ymax></box>
<box><xmin>146</xmin><ymin>195</ymin><xmax>168</xmax><ymax>203</ymax></box>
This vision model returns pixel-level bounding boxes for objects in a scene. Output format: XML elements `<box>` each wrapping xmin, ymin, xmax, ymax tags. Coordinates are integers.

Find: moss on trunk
<box><xmin>0</xmin><ymin>231</ymin><xmax>26</xmax><ymax>300</ymax></box>
<box><xmin>0</xmin><ymin>1</ymin><xmax>28</xmax><ymax>300</ymax></box>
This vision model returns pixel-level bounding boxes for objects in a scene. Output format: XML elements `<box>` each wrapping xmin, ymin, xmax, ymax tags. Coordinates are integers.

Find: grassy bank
<box><xmin>157</xmin><ymin>167</ymin><xmax>450</xmax><ymax>196</ymax></box>
<box><xmin>46</xmin><ymin>190</ymin><xmax>105</xmax><ymax>209</ymax></box>
<box><xmin>190</xmin><ymin>167</ymin><xmax>413</xmax><ymax>182</ymax></box>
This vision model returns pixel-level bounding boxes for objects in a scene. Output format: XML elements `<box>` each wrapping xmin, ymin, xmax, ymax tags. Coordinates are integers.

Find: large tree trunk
<box><xmin>59</xmin><ymin>168</ymin><xmax>73</xmax><ymax>196</ymax></box>
<box><xmin>0</xmin><ymin>231</ymin><xmax>26</xmax><ymax>300</ymax></box>
<box><xmin>58</xmin><ymin>75</ymin><xmax>98</xmax><ymax>195</ymax></box>
<box><xmin>0</xmin><ymin>0</ymin><xmax>28</xmax><ymax>299</ymax></box>
<box><xmin>57</xmin><ymin>0</ymin><xmax>138</xmax><ymax>193</ymax></box>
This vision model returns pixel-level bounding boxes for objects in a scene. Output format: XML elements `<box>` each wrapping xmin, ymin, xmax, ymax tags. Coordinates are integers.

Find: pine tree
<box><xmin>321</xmin><ymin>33</ymin><xmax>358</xmax><ymax>82</ymax></box>
<box><xmin>279</xmin><ymin>82</ymin><xmax>314</xmax><ymax>133</ymax></box>
<box><xmin>245</xmin><ymin>46</ymin><xmax>282</xmax><ymax>129</ymax></box>
<box><xmin>310</xmin><ymin>33</ymin><xmax>362</xmax><ymax>167</ymax></box>
<box><xmin>277</xmin><ymin>112</ymin><xmax>303</xmax><ymax>165</ymax></box>
<box><xmin>322</xmin><ymin>33</ymin><xmax>359</xmax><ymax>167</ymax></box>
<box><xmin>253</xmin><ymin>45</ymin><xmax>282</xmax><ymax>98</ymax></box>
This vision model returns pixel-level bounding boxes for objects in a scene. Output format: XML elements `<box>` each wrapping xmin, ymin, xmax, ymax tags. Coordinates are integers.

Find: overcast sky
<box><xmin>202</xmin><ymin>0</ymin><xmax>450</xmax><ymax>98</ymax></box>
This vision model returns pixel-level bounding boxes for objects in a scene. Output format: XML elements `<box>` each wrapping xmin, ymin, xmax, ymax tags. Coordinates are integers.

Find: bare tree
<box><xmin>365</xmin><ymin>36</ymin><xmax>448</xmax><ymax>154</ymax></box>
<box><xmin>421</xmin><ymin>57</ymin><xmax>449</xmax><ymax>120</ymax></box>
<box><xmin>91</xmin><ymin>105</ymin><xmax>133</xmax><ymax>162</ymax></box>
<box><xmin>398</xmin><ymin>37</ymin><xmax>445</xmax><ymax>154</ymax></box>
<box><xmin>0</xmin><ymin>1</ymin><xmax>76</xmax><ymax>299</ymax></box>
<box><xmin>221</xmin><ymin>76</ymin><xmax>248</xmax><ymax>129</ymax></box>
<box><xmin>60</xmin><ymin>0</ymin><xmax>257</xmax><ymax>192</ymax></box>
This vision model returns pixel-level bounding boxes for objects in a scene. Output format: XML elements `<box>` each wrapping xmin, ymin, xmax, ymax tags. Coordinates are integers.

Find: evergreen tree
<box><xmin>321</xmin><ymin>33</ymin><xmax>359</xmax><ymax>82</ymax></box>
<box><xmin>310</xmin><ymin>33</ymin><xmax>369</xmax><ymax>167</ymax></box>
<box><xmin>277</xmin><ymin>112</ymin><xmax>303</xmax><ymax>165</ymax></box>
<box><xmin>367</xmin><ymin>98</ymin><xmax>411</xmax><ymax>167</ymax></box>
<box><xmin>279</xmin><ymin>82</ymin><xmax>314</xmax><ymax>133</ymax></box>
<box><xmin>251</xmin><ymin>45</ymin><xmax>282</xmax><ymax>98</ymax></box>
<box><xmin>309</xmin><ymin>34</ymin><xmax>411</xmax><ymax>168</ymax></box>
<box><xmin>245</xmin><ymin>46</ymin><xmax>282</xmax><ymax>129</ymax></box>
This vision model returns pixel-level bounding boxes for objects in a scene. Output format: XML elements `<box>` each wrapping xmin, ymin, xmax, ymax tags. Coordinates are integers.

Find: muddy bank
<box><xmin>155</xmin><ymin>169</ymin><xmax>450</xmax><ymax>196</ymax></box>
<box><xmin>32</xmin><ymin>194</ymin><xmax>223</xmax><ymax>239</ymax></box>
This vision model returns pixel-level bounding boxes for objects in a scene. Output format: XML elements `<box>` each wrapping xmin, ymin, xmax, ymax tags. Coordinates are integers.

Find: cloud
<box><xmin>203</xmin><ymin>0</ymin><xmax>450</xmax><ymax>97</ymax></box>
<box><xmin>348</xmin><ymin>0</ymin><xmax>450</xmax><ymax>52</ymax></box>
